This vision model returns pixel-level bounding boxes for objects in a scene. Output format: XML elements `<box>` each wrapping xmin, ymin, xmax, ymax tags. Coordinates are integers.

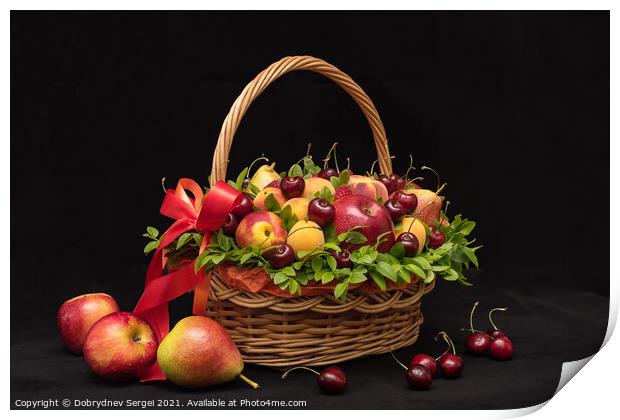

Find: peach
<box><xmin>348</xmin><ymin>175</ymin><xmax>389</xmax><ymax>202</ymax></box>
<box><xmin>302</xmin><ymin>177</ymin><xmax>335</xmax><ymax>200</ymax></box>
<box><xmin>57</xmin><ymin>293</ymin><xmax>120</xmax><ymax>354</ymax></box>
<box><xmin>282</xmin><ymin>197</ymin><xmax>310</xmax><ymax>221</ymax></box>
<box><xmin>253</xmin><ymin>187</ymin><xmax>286</xmax><ymax>210</ymax></box>
<box><xmin>395</xmin><ymin>217</ymin><xmax>427</xmax><ymax>254</ymax></box>
<box><xmin>286</xmin><ymin>220</ymin><xmax>325</xmax><ymax>258</ymax></box>
<box><xmin>235</xmin><ymin>211</ymin><xmax>287</xmax><ymax>249</ymax></box>
<box><xmin>247</xmin><ymin>163</ymin><xmax>281</xmax><ymax>191</ymax></box>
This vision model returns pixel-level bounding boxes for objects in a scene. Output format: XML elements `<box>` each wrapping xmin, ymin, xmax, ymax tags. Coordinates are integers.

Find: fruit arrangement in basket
<box><xmin>143</xmin><ymin>146</ymin><xmax>480</xmax><ymax>300</ymax></box>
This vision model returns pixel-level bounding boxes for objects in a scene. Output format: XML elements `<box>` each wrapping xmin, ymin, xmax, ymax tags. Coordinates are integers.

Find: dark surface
<box><xmin>11</xmin><ymin>11</ymin><xmax>609</xmax><ymax>409</ymax></box>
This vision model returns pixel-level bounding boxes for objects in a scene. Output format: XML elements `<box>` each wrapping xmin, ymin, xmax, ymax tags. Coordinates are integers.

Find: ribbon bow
<box><xmin>133</xmin><ymin>178</ymin><xmax>241</xmax><ymax>381</ymax></box>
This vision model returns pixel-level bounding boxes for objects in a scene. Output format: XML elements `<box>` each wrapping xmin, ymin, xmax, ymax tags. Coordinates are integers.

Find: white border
<box><xmin>4</xmin><ymin>2</ymin><xmax>615</xmax><ymax>419</ymax></box>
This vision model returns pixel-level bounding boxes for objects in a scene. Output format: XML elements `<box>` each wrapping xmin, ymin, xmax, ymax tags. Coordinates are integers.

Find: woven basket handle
<box><xmin>210</xmin><ymin>55</ymin><xmax>392</xmax><ymax>183</ymax></box>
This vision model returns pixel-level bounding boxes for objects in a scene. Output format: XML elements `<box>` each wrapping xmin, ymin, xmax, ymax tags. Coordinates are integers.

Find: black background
<box><xmin>11</xmin><ymin>11</ymin><xmax>609</xmax><ymax>409</ymax></box>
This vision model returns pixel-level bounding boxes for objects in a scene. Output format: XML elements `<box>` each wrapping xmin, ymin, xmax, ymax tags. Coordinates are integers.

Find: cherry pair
<box><xmin>465</xmin><ymin>301</ymin><xmax>513</xmax><ymax>361</ymax></box>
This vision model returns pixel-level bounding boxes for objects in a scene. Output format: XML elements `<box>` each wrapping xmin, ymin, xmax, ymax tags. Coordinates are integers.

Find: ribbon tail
<box><xmin>192</xmin><ymin>270</ymin><xmax>211</xmax><ymax>316</ymax></box>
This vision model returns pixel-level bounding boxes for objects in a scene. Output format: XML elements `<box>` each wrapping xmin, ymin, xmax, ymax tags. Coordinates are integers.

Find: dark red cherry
<box><xmin>466</xmin><ymin>332</ymin><xmax>492</xmax><ymax>356</ymax></box>
<box><xmin>242</xmin><ymin>178</ymin><xmax>250</xmax><ymax>190</ymax></box>
<box><xmin>308</xmin><ymin>198</ymin><xmax>335</xmax><ymax>227</ymax></box>
<box><xmin>384</xmin><ymin>199</ymin><xmax>405</xmax><ymax>222</ymax></box>
<box><xmin>263</xmin><ymin>244</ymin><xmax>295</xmax><ymax>268</ymax></box>
<box><xmin>406</xmin><ymin>364</ymin><xmax>432</xmax><ymax>390</ymax></box>
<box><xmin>231</xmin><ymin>193</ymin><xmax>253</xmax><ymax>219</ymax></box>
<box><xmin>318</xmin><ymin>168</ymin><xmax>339</xmax><ymax>180</ymax></box>
<box><xmin>392</xmin><ymin>190</ymin><xmax>418</xmax><ymax>213</ymax></box>
<box><xmin>488</xmin><ymin>336</ymin><xmax>513</xmax><ymax>361</ymax></box>
<box><xmin>378</xmin><ymin>174</ymin><xmax>395</xmax><ymax>193</ymax></box>
<box><xmin>396</xmin><ymin>232</ymin><xmax>420</xmax><ymax>257</ymax></box>
<box><xmin>428</xmin><ymin>227</ymin><xmax>446</xmax><ymax>249</ymax></box>
<box><xmin>409</xmin><ymin>354</ymin><xmax>438</xmax><ymax>378</ymax></box>
<box><xmin>221</xmin><ymin>213</ymin><xmax>238</xmax><ymax>236</ymax></box>
<box><xmin>317</xmin><ymin>366</ymin><xmax>347</xmax><ymax>394</ymax></box>
<box><xmin>331</xmin><ymin>250</ymin><xmax>353</xmax><ymax>268</ymax></box>
<box><xmin>487</xmin><ymin>328</ymin><xmax>506</xmax><ymax>339</ymax></box>
<box><xmin>389</xmin><ymin>173</ymin><xmax>406</xmax><ymax>191</ymax></box>
<box><xmin>280</xmin><ymin>176</ymin><xmax>305</xmax><ymax>199</ymax></box>
<box><xmin>439</xmin><ymin>353</ymin><xmax>464</xmax><ymax>378</ymax></box>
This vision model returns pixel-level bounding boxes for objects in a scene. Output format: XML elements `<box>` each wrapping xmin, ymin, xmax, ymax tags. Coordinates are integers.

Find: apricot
<box><xmin>253</xmin><ymin>187</ymin><xmax>286</xmax><ymax>210</ymax></box>
<box><xmin>286</xmin><ymin>220</ymin><xmax>325</xmax><ymax>258</ymax></box>
<box><xmin>282</xmin><ymin>197</ymin><xmax>310</xmax><ymax>221</ymax></box>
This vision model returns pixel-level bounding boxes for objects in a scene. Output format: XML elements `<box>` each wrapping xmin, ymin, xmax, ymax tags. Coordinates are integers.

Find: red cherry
<box><xmin>242</xmin><ymin>179</ymin><xmax>250</xmax><ymax>190</ymax></box>
<box><xmin>466</xmin><ymin>333</ymin><xmax>492</xmax><ymax>356</ymax></box>
<box><xmin>308</xmin><ymin>198</ymin><xmax>335</xmax><ymax>227</ymax></box>
<box><xmin>488</xmin><ymin>328</ymin><xmax>506</xmax><ymax>338</ymax></box>
<box><xmin>409</xmin><ymin>354</ymin><xmax>438</xmax><ymax>378</ymax></box>
<box><xmin>221</xmin><ymin>213</ymin><xmax>238</xmax><ymax>236</ymax></box>
<box><xmin>406</xmin><ymin>364</ymin><xmax>432</xmax><ymax>390</ymax></box>
<box><xmin>389</xmin><ymin>173</ymin><xmax>406</xmax><ymax>191</ymax></box>
<box><xmin>231</xmin><ymin>193</ymin><xmax>253</xmax><ymax>219</ymax></box>
<box><xmin>318</xmin><ymin>168</ymin><xmax>339</xmax><ymax>180</ymax></box>
<box><xmin>280</xmin><ymin>176</ymin><xmax>305</xmax><ymax>199</ymax></box>
<box><xmin>465</xmin><ymin>301</ymin><xmax>491</xmax><ymax>355</ymax></box>
<box><xmin>317</xmin><ymin>366</ymin><xmax>347</xmax><ymax>394</ymax></box>
<box><xmin>384</xmin><ymin>199</ymin><xmax>405</xmax><ymax>222</ymax></box>
<box><xmin>263</xmin><ymin>244</ymin><xmax>295</xmax><ymax>268</ymax></box>
<box><xmin>488</xmin><ymin>336</ymin><xmax>513</xmax><ymax>360</ymax></box>
<box><xmin>392</xmin><ymin>190</ymin><xmax>418</xmax><ymax>213</ymax></box>
<box><xmin>396</xmin><ymin>232</ymin><xmax>419</xmax><ymax>256</ymax></box>
<box><xmin>378</xmin><ymin>174</ymin><xmax>395</xmax><ymax>193</ymax></box>
<box><xmin>439</xmin><ymin>353</ymin><xmax>464</xmax><ymax>378</ymax></box>
<box><xmin>428</xmin><ymin>227</ymin><xmax>446</xmax><ymax>249</ymax></box>
<box><xmin>331</xmin><ymin>250</ymin><xmax>353</xmax><ymax>268</ymax></box>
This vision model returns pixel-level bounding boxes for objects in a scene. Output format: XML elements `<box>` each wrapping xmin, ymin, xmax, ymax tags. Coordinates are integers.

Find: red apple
<box><xmin>333</xmin><ymin>194</ymin><xmax>395</xmax><ymax>253</ymax></box>
<box><xmin>57</xmin><ymin>293</ymin><xmax>120</xmax><ymax>354</ymax></box>
<box><xmin>83</xmin><ymin>312</ymin><xmax>158</xmax><ymax>381</ymax></box>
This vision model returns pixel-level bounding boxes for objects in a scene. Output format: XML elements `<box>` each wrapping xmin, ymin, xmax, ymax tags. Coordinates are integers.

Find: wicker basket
<box><xmin>204</xmin><ymin>55</ymin><xmax>435</xmax><ymax>368</ymax></box>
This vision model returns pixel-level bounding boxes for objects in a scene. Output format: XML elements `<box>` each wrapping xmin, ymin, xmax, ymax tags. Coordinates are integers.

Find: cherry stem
<box><xmin>345</xmin><ymin>157</ymin><xmax>351</xmax><ymax>171</ymax></box>
<box><xmin>488</xmin><ymin>307</ymin><xmax>508</xmax><ymax>331</ymax></box>
<box><xmin>369</xmin><ymin>158</ymin><xmax>379</xmax><ymax>175</ymax></box>
<box><xmin>322</xmin><ymin>142</ymin><xmax>339</xmax><ymax>170</ymax></box>
<box><xmin>403</xmin><ymin>154</ymin><xmax>415</xmax><ymax>180</ymax></box>
<box><xmin>406</xmin><ymin>200</ymin><xmax>437</xmax><ymax>233</ymax></box>
<box><xmin>161</xmin><ymin>177</ymin><xmax>167</xmax><ymax>193</ymax></box>
<box><xmin>281</xmin><ymin>366</ymin><xmax>321</xmax><ymax>378</ymax></box>
<box><xmin>469</xmin><ymin>301</ymin><xmax>479</xmax><ymax>333</ymax></box>
<box><xmin>238</xmin><ymin>373</ymin><xmax>260</xmax><ymax>389</ymax></box>
<box><xmin>247</xmin><ymin>155</ymin><xmax>270</xmax><ymax>177</ymax></box>
<box><xmin>435</xmin><ymin>331</ymin><xmax>456</xmax><ymax>356</ymax></box>
<box><xmin>460</xmin><ymin>327</ymin><xmax>494</xmax><ymax>338</ymax></box>
<box><xmin>421</xmin><ymin>165</ymin><xmax>441</xmax><ymax>192</ymax></box>
<box><xmin>390</xmin><ymin>351</ymin><xmax>408</xmax><ymax>371</ymax></box>
<box><xmin>439</xmin><ymin>200</ymin><xmax>451</xmax><ymax>225</ymax></box>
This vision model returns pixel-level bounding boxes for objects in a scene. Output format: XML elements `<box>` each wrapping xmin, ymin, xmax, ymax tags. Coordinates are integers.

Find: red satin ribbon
<box><xmin>133</xmin><ymin>179</ymin><xmax>241</xmax><ymax>381</ymax></box>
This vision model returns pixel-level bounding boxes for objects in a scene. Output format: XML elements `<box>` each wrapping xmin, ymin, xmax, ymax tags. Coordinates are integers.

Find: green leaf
<box><xmin>194</xmin><ymin>252</ymin><xmax>212</xmax><ymax>271</ymax></box>
<box><xmin>273</xmin><ymin>272</ymin><xmax>289</xmax><ymax>285</ymax></box>
<box><xmin>288</xmin><ymin>164</ymin><xmax>303</xmax><ymax>178</ymax></box>
<box><xmin>339</xmin><ymin>170</ymin><xmax>350</xmax><ymax>186</ymax></box>
<box><xmin>349</xmin><ymin>270</ymin><xmax>367</xmax><ymax>284</ymax></box>
<box><xmin>146</xmin><ymin>227</ymin><xmax>159</xmax><ymax>238</ymax></box>
<box><xmin>424</xmin><ymin>270</ymin><xmax>436</xmax><ymax>284</ymax></box>
<box><xmin>461</xmin><ymin>247</ymin><xmax>479</xmax><ymax>268</ymax></box>
<box><xmin>337</xmin><ymin>230</ymin><xmax>367</xmax><ymax>245</ymax></box>
<box><xmin>398</xmin><ymin>267</ymin><xmax>412</xmax><ymax>283</ymax></box>
<box><xmin>240</xmin><ymin>252</ymin><xmax>253</xmax><ymax>265</ymax></box>
<box><xmin>282</xmin><ymin>266</ymin><xmax>296</xmax><ymax>277</ymax></box>
<box><xmin>330</xmin><ymin>176</ymin><xmax>341</xmax><ymax>189</ymax></box>
<box><xmin>369</xmin><ymin>270</ymin><xmax>386</xmax><ymax>290</ymax></box>
<box><xmin>311</xmin><ymin>257</ymin><xmax>324</xmax><ymax>273</ymax></box>
<box><xmin>376</xmin><ymin>261</ymin><xmax>398</xmax><ymax>281</ymax></box>
<box><xmin>443</xmin><ymin>268</ymin><xmax>459</xmax><ymax>281</ymax></box>
<box><xmin>411</xmin><ymin>256</ymin><xmax>431</xmax><ymax>270</ymax></box>
<box><xmin>389</xmin><ymin>242</ymin><xmax>405</xmax><ymax>259</ymax></box>
<box><xmin>211</xmin><ymin>254</ymin><xmax>226</xmax><ymax>265</ymax></box>
<box><xmin>143</xmin><ymin>240</ymin><xmax>159</xmax><ymax>254</ymax></box>
<box><xmin>321</xmin><ymin>271</ymin><xmax>335</xmax><ymax>284</ymax></box>
<box><xmin>297</xmin><ymin>271</ymin><xmax>309</xmax><ymax>285</ymax></box>
<box><xmin>192</xmin><ymin>233</ymin><xmax>203</xmax><ymax>246</ymax></box>
<box><xmin>326</xmin><ymin>255</ymin><xmax>337</xmax><ymax>271</ymax></box>
<box><xmin>404</xmin><ymin>264</ymin><xmax>426</xmax><ymax>280</ymax></box>
<box><xmin>235</xmin><ymin>167</ymin><xmax>249</xmax><ymax>190</ymax></box>
<box><xmin>264</xmin><ymin>193</ymin><xmax>281</xmax><ymax>212</ymax></box>
<box><xmin>323</xmin><ymin>224</ymin><xmax>338</xmax><ymax>243</ymax></box>
<box><xmin>176</xmin><ymin>232</ymin><xmax>193</xmax><ymax>250</ymax></box>
<box><xmin>458</xmin><ymin>221</ymin><xmax>476</xmax><ymax>235</ymax></box>
<box><xmin>334</xmin><ymin>282</ymin><xmax>349</xmax><ymax>299</ymax></box>
<box><xmin>323</xmin><ymin>241</ymin><xmax>341</xmax><ymax>252</ymax></box>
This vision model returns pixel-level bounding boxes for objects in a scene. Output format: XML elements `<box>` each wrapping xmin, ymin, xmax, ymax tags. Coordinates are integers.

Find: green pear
<box><xmin>248</xmin><ymin>163</ymin><xmax>280</xmax><ymax>191</ymax></box>
<box><xmin>157</xmin><ymin>316</ymin><xmax>258</xmax><ymax>388</ymax></box>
